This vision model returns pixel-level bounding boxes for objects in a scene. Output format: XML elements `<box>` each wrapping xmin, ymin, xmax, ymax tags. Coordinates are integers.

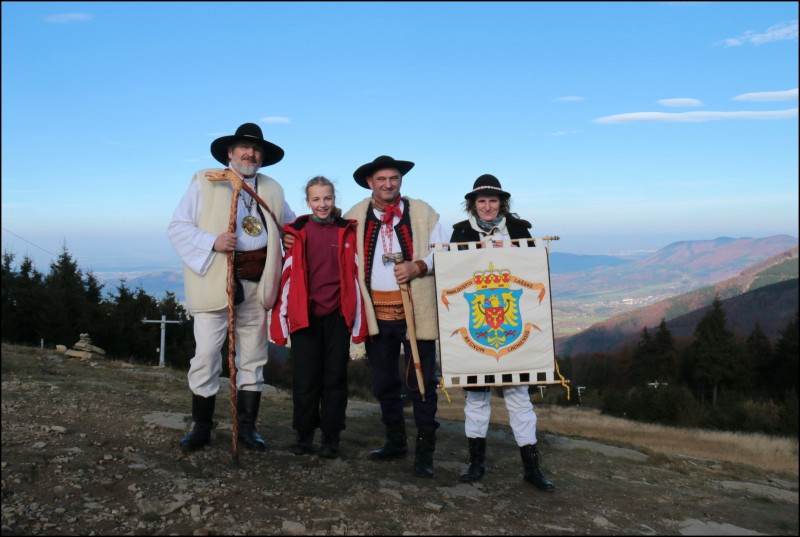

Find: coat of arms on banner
<box><xmin>446</xmin><ymin>261</ymin><xmax>545</xmax><ymax>359</ymax></box>
<box><xmin>434</xmin><ymin>244</ymin><xmax>558</xmax><ymax>388</ymax></box>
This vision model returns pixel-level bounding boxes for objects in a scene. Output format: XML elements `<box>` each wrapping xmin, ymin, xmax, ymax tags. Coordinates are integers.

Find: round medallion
<box><xmin>241</xmin><ymin>215</ymin><xmax>263</xmax><ymax>237</ymax></box>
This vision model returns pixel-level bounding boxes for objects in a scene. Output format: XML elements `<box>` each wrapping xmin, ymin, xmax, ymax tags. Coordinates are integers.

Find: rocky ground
<box><xmin>1</xmin><ymin>343</ymin><xmax>798</xmax><ymax>536</ymax></box>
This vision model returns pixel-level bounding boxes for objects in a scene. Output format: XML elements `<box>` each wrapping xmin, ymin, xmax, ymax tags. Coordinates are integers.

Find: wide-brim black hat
<box><xmin>464</xmin><ymin>174</ymin><xmax>511</xmax><ymax>201</ymax></box>
<box><xmin>353</xmin><ymin>155</ymin><xmax>414</xmax><ymax>189</ymax></box>
<box><xmin>210</xmin><ymin>122</ymin><xmax>285</xmax><ymax>167</ymax></box>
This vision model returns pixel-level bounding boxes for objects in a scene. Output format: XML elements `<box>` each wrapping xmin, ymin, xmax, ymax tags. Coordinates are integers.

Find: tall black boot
<box><xmin>290</xmin><ymin>430</ymin><xmax>316</xmax><ymax>455</ymax></box>
<box><xmin>237</xmin><ymin>390</ymin><xmax>266</xmax><ymax>451</ymax></box>
<box><xmin>368</xmin><ymin>420</ymin><xmax>407</xmax><ymax>460</ymax></box>
<box><xmin>413</xmin><ymin>424</ymin><xmax>436</xmax><ymax>478</ymax></box>
<box><xmin>459</xmin><ymin>437</ymin><xmax>486</xmax><ymax>482</ymax></box>
<box><xmin>520</xmin><ymin>443</ymin><xmax>555</xmax><ymax>492</ymax></box>
<box><xmin>179</xmin><ymin>394</ymin><xmax>215</xmax><ymax>452</ymax></box>
<box><xmin>319</xmin><ymin>431</ymin><xmax>341</xmax><ymax>459</ymax></box>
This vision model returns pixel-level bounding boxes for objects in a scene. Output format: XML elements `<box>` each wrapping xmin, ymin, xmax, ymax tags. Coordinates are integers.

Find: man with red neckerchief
<box><xmin>345</xmin><ymin>155</ymin><xmax>449</xmax><ymax>478</ymax></box>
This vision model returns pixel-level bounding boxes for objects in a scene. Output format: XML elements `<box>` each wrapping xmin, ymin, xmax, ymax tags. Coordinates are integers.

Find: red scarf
<box><xmin>371</xmin><ymin>196</ymin><xmax>402</xmax><ymax>225</ymax></box>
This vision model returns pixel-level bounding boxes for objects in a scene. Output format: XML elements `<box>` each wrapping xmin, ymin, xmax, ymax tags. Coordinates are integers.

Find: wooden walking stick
<box><xmin>389</xmin><ymin>253</ymin><xmax>426</xmax><ymax>401</ymax></box>
<box><xmin>206</xmin><ymin>170</ymin><xmax>244</xmax><ymax>462</ymax></box>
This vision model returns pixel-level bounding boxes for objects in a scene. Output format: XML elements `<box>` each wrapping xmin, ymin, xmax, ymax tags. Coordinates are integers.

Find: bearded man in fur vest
<box><xmin>168</xmin><ymin>123</ymin><xmax>297</xmax><ymax>453</ymax></box>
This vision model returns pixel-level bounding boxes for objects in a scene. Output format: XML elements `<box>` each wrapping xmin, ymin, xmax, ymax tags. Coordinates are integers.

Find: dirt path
<box><xmin>2</xmin><ymin>344</ymin><xmax>797</xmax><ymax>535</ymax></box>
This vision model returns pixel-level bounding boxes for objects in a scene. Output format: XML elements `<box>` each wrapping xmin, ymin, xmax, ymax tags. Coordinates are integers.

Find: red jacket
<box><xmin>270</xmin><ymin>215</ymin><xmax>368</xmax><ymax>345</ymax></box>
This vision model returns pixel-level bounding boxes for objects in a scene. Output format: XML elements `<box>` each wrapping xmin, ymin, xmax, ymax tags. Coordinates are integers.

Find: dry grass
<box><xmin>437</xmin><ymin>388</ymin><xmax>799</xmax><ymax>478</ymax></box>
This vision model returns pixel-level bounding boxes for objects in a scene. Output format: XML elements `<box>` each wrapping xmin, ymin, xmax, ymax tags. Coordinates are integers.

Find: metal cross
<box><xmin>141</xmin><ymin>315</ymin><xmax>184</xmax><ymax>367</ymax></box>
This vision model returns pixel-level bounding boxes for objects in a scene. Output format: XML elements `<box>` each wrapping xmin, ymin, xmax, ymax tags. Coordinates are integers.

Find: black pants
<box><xmin>365</xmin><ymin>319</ymin><xmax>439</xmax><ymax>428</ymax></box>
<box><xmin>289</xmin><ymin>312</ymin><xmax>350</xmax><ymax>433</ymax></box>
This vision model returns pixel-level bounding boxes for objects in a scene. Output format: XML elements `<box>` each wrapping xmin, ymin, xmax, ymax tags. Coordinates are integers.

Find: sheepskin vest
<box><xmin>184</xmin><ymin>169</ymin><xmax>285</xmax><ymax>313</ymax></box>
<box><xmin>345</xmin><ymin>196</ymin><xmax>440</xmax><ymax>340</ymax></box>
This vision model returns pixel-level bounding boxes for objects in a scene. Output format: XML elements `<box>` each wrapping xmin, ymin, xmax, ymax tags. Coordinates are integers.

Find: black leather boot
<box><xmin>459</xmin><ymin>437</ymin><xmax>486</xmax><ymax>482</ymax></box>
<box><xmin>319</xmin><ymin>431</ymin><xmax>341</xmax><ymax>459</ymax></box>
<box><xmin>179</xmin><ymin>394</ymin><xmax>215</xmax><ymax>452</ymax></box>
<box><xmin>368</xmin><ymin>420</ymin><xmax>408</xmax><ymax>460</ymax></box>
<box><xmin>413</xmin><ymin>424</ymin><xmax>436</xmax><ymax>478</ymax></box>
<box><xmin>290</xmin><ymin>430</ymin><xmax>316</xmax><ymax>455</ymax></box>
<box><xmin>237</xmin><ymin>390</ymin><xmax>266</xmax><ymax>451</ymax></box>
<box><xmin>520</xmin><ymin>443</ymin><xmax>555</xmax><ymax>492</ymax></box>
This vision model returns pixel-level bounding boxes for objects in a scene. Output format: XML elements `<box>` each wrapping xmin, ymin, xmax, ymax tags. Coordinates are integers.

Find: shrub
<box><xmin>577</xmin><ymin>388</ymin><xmax>604</xmax><ymax>409</ymax></box>
<box><xmin>777</xmin><ymin>391</ymin><xmax>798</xmax><ymax>436</ymax></box>
<box><xmin>702</xmin><ymin>392</ymin><xmax>750</xmax><ymax>432</ymax></box>
<box><xmin>348</xmin><ymin>357</ymin><xmax>375</xmax><ymax>402</ymax></box>
<box><xmin>601</xmin><ymin>390</ymin><xmax>627</xmax><ymax>418</ymax></box>
<box><xmin>264</xmin><ymin>344</ymin><xmax>293</xmax><ymax>390</ymax></box>
<box><xmin>652</xmin><ymin>385</ymin><xmax>704</xmax><ymax>427</ymax></box>
<box><xmin>710</xmin><ymin>395</ymin><xmax>798</xmax><ymax>437</ymax></box>
<box><xmin>550</xmin><ymin>385</ymin><xmax>576</xmax><ymax>405</ymax></box>
<box><xmin>602</xmin><ymin>385</ymin><xmax>704</xmax><ymax>427</ymax></box>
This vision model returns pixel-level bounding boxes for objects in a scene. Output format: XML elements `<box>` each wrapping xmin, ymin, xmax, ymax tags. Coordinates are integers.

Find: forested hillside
<box><xmin>556</xmin><ymin>248</ymin><xmax>799</xmax><ymax>356</ymax></box>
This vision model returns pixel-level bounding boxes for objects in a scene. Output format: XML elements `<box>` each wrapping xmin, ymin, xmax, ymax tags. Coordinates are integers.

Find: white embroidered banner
<box><xmin>434</xmin><ymin>242</ymin><xmax>556</xmax><ymax>388</ymax></box>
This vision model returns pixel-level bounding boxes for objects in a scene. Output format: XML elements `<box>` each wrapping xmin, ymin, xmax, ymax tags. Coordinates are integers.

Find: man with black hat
<box><xmin>345</xmin><ymin>155</ymin><xmax>449</xmax><ymax>478</ymax></box>
<box><xmin>167</xmin><ymin>122</ymin><xmax>296</xmax><ymax>453</ymax></box>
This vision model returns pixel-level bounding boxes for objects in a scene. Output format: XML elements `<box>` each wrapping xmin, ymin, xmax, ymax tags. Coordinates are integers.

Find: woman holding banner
<box><xmin>449</xmin><ymin>174</ymin><xmax>555</xmax><ymax>492</ymax></box>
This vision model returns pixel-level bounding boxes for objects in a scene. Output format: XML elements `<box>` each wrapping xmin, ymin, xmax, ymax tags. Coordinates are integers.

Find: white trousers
<box><xmin>188</xmin><ymin>280</ymin><xmax>268</xmax><ymax>397</ymax></box>
<box><xmin>464</xmin><ymin>385</ymin><xmax>537</xmax><ymax>447</ymax></box>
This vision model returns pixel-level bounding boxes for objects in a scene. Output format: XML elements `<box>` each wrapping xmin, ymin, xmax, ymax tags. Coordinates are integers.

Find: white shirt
<box><xmin>370</xmin><ymin>199</ymin><xmax>449</xmax><ymax>292</ymax></box>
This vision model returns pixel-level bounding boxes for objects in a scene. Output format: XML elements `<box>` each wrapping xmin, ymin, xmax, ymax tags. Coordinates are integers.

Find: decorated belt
<box><xmin>372</xmin><ymin>290</ymin><xmax>404</xmax><ymax>321</ymax></box>
<box><xmin>372</xmin><ymin>289</ymin><xmax>403</xmax><ymax>305</ymax></box>
<box><xmin>234</xmin><ymin>247</ymin><xmax>267</xmax><ymax>281</ymax></box>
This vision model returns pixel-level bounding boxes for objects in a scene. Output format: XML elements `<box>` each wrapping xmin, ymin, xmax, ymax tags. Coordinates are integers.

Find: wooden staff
<box><xmin>206</xmin><ymin>170</ymin><xmax>243</xmax><ymax>462</ymax></box>
<box><xmin>389</xmin><ymin>253</ymin><xmax>426</xmax><ymax>401</ymax></box>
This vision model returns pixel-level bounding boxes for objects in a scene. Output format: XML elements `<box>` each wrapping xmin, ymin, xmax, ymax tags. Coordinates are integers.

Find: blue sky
<box><xmin>2</xmin><ymin>1</ymin><xmax>798</xmax><ymax>274</ymax></box>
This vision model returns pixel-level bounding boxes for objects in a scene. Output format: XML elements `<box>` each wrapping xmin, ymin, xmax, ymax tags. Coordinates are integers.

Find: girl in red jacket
<box><xmin>270</xmin><ymin>176</ymin><xmax>368</xmax><ymax>458</ymax></box>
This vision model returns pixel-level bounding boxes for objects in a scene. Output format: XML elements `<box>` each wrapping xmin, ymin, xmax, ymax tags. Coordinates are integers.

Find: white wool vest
<box><xmin>184</xmin><ymin>169</ymin><xmax>285</xmax><ymax>312</ymax></box>
<box><xmin>345</xmin><ymin>196</ymin><xmax>440</xmax><ymax>340</ymax></box>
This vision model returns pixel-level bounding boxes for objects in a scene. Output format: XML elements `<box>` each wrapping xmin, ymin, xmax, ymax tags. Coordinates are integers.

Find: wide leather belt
<box><xmin>372</xmin><ymin>289</ymin><xmax>404</xmax><ymax>321</ymax></box>
<box><xmin>234</xmin><ymin>248</ymin><xmax>267</xmax><ymax>281</ymax></box>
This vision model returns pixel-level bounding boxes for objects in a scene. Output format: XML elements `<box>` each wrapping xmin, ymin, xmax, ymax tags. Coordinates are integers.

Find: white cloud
<box><xmin>658</xmin><ymin>98</ymin><xmax>703</xmax><ymax>108</ymax></box>
<box><xmin>261</xmin><ymin>117</ymin><xmax>291</xmax><ymax>124</ymax></box>
<box><xmin>548</xmin><ymin>130</ymin><xmax>578</xmax><ymax>137</ymax></box>
<box><xmin>553</xmin><ymin>96</ymin><xmax>585</xmax><ymax>102</ymax></box>
<box><xmin>44</xmin><ymin>13</ymin><xmax>92</xmax><ymax>24</ymax></box>
<box><xmin>733</xmin><ymin>89</ymin><xmax>798</xmax><ymax>102</ymax></box>
<box><xmin>722</xmin><ymin>20</ymin><xmax>798</xmax><ymax>47</ymax></box>
<box><xmin>595</xmin><ymin>108</ymin><xmax>798</xmax><ymax>124</ymax></box>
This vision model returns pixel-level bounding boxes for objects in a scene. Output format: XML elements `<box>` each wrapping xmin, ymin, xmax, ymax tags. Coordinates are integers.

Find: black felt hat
<box><xmin>210</xmin><ymin>123</ymin><xmax>284</xmax><ymax>167</ymax></box>
<box><xmin>353</xmin><ymin>155</ymin><xmax>415</xmax><ymax>189</ymax></box>
<box><xmin>464</xmin><ymin>174</ymin><xmax>511</xmax><ymax>201</ymax></box>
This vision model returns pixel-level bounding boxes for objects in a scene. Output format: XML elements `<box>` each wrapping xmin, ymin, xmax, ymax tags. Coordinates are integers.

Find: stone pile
<box><xmin>56</xmin><ymin>333</ymin><xmax>106</xmax><ymax>361</ymax></box>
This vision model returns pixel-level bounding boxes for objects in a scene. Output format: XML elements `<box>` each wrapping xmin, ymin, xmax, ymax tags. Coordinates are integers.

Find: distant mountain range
<box><xmin>94</xmin><ymin>270</ymin><xmax>186</xmax><ymax>301</ymax></box>
<box><xmin>94</xmin><ymin>247</ymin><xmax>645</xmax><ymax>301</ymax></box>
<box><xmin>548</xmin><ymin>252</ymin><xmax>634</xmax><ymax>273</ymax></box>
<box><xmin>555</xmin><ymin>244</ymin><xmax>799</xmax><ymax>356</ymax></box>
<box><xmin>551</xmin><ymin>234</ymin><xmax>799</xmax><ymax>302</ymax></box>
